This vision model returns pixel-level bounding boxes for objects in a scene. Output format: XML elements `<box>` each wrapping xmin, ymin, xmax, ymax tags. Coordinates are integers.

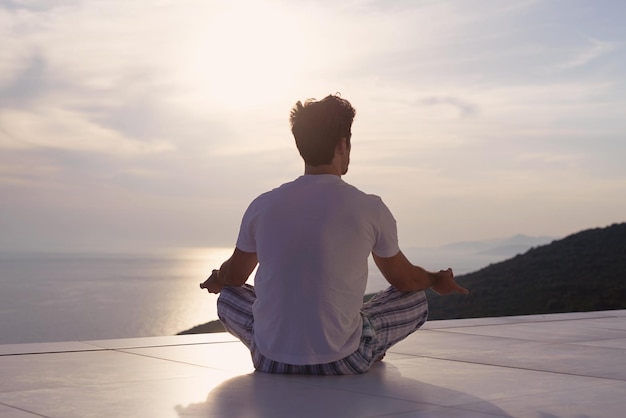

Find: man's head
<box><xmin>289</xmin><ymin>94</ymin><xmax>356</xmax><ymax>168</ymax></box>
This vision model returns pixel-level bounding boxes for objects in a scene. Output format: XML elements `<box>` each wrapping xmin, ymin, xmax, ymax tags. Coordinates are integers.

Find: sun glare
<box><xmin>181</xmin><ymin>4</ymin><xmax>308</xmax><ymax>107</ymax></box>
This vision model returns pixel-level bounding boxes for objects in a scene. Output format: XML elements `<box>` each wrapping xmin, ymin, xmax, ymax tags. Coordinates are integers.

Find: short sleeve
<box><xmin>372</xmin><ymin>198</ymin><xmax>400</xmax><ymax>258</ymax></box>
<box><xmin>235</xmin><ymin>199</ymin><xmax>259</xmax><ymax>253</ymax></box>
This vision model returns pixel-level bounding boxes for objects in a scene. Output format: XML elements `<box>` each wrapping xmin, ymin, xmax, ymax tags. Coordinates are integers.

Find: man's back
<box><xmin>202</xmin><ymin>94</ymin><xmax>467</xmax><ymax>374</ymax></box>
<box><xmin>236</xmin><ymin>174</ymin><xmax>399</xmax><ymax>365</ymax></box>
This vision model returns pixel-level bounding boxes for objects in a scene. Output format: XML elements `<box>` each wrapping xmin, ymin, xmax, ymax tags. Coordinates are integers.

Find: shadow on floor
<box><xmin>175</xmin><ymin>362</ymin><xmax>513</xmax><ymax>417</ymax></box>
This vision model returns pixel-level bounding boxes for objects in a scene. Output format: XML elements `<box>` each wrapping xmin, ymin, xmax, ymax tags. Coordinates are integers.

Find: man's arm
<box><xmin>200</xmin><ymin>247</ymin><xmax>258</xmax><ymax>294</ymax></box>
<box><xmin>373</xmin><ymin>251</ymin><xmax>469</xmax><ymax>295</ymax></box>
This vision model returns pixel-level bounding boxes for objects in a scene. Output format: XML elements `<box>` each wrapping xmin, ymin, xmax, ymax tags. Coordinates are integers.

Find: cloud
<box><xmin>0</xmin><ymin>54</ymin><xmax>49</xmax><ymax>106</ymax></box>
<box><xmin>546</xmin><ymin>38</ymin><xmax>618</xmax><ymax>72</ymax></box>
<box><xmin>0</xmin><ymin>107</ymin><xmax>174</xmax><ymax>154</ymax></box>
<box><xmin>418</xmin><ymin>96</ymin><xmax>479</xmax><ymax>118</ymax></box>
<box><xmin>0</xmin><ymin>0</ymin><xmax>72</xmax><ymax>12</ymax></box>
<box><xmin>0</xmin><ymin>0</ymin><xmax>625</xmax><ymax>251</ymax></box>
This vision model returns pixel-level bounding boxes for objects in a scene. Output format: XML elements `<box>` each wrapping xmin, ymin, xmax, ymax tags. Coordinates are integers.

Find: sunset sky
<box><xmin>1</xmin><ymin>0</ymin><xmax>625</xmax><ymax>253</ymax></box>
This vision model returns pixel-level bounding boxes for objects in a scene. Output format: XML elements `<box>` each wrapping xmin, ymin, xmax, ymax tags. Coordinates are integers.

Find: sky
<box><xmin>1</xmin><ymin>0</ymin><xmax>625</xmax><ymax>253</ymax></box>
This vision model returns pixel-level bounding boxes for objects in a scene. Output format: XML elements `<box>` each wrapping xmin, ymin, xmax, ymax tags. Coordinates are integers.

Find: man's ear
<box><xmin>336</xmin><ymin>137</ymin><xmax>349</xmax><ymax>155</ymax></box>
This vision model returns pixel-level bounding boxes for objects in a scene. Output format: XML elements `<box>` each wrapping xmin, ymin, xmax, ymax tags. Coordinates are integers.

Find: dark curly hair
<box><xmin>289</xmin><ymin>94</ymin><xmax>356</xmax><ymax>166</ymax></box>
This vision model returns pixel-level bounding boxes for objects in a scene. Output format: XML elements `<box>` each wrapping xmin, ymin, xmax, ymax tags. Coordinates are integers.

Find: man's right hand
<box><xmin>373</xmin><ymin>251</ymin><xmax>469</xmax><ymax>294</ymax></box>
<box><xmin>430</xmin><ymin>268</ymin><xmax>469</xmax><ymax>296</ymax></box>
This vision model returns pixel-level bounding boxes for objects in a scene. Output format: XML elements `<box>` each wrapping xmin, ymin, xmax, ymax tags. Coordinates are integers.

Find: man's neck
<box><xmin>304</xmin><ymin>164</ymin><xmax>342</xmax><ymax>176</ymax></box>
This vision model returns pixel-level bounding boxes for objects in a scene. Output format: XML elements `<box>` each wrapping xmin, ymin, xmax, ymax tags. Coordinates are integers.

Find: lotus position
<box><xmin>201</xmin><ymin>94</ymin><xmax>469</xmax><ymax>374</ymax></box>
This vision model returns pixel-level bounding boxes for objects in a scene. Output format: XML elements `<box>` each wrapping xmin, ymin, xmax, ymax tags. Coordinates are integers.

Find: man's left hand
<box><xmin>200</xmin><ymin>269</ymin><xmax>223</xmax><ymax>294</ymax></box>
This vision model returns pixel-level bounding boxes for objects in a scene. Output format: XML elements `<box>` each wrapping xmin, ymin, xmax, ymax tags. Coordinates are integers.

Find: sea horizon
<box><xmin>0</xmin><ymin>236</ymin><xmax>552</xmax><ymax>345</ymax></box>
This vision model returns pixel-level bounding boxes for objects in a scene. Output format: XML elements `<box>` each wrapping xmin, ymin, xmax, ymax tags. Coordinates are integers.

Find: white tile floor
<box><xmin>2</xmin><ymin>310</ymin><xmax>625</xmax><ymax>418</ymax></box>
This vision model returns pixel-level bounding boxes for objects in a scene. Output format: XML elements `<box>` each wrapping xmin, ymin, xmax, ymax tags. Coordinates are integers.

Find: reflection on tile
<box><xmin>0</xmin><ymin>350</ymin><xmax>208</xmax><ymax>393</ymax></box>
<box><xmin>0</xmin><ymin>372</ymin><xmax>234</xmax><ymax>418</ymax></box>
<box><xmin>122</xmin><ymin>341</ymin><xmax>255</xmax><ymax>373</ymax></box>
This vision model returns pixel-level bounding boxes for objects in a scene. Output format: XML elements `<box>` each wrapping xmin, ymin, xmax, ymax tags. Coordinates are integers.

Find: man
<box><xmin>201</xmin><ymin>94</ymin><xmax>468</xmax><ymax>375</ymax></box>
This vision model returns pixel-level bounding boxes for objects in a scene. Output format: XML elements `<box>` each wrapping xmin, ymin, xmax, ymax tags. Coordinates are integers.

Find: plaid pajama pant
<box><xmin>217</xmin><ymin>284</ymin><xmax>428</xmax><ymax>375</ymax></box>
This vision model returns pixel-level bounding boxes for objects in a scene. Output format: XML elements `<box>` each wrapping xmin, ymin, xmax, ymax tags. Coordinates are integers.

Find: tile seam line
<box><xmin>392</xmin><ymin>353</ymin><xmax>626</xmax><ymax>383</ymax></box>
<box><xmin>81</xmin><ymin>339</ymin><xmax>238</xmax><ymax>351</ymax></box>
<box><xmin>109</xmin><ymin>348</ymin><xmax>230</xmax><ymax>370</ymax></box>
<box><xmin>425</xmin><ymin>328</ymin><xmax>626</xmax><ymax>346</ymax></box>
<box><xmin>0</xmin><ymin>349</ymin><xmax>108</xmax><ymax>357</ymax></box>
<box><xmin>0</xmin><ymin>401</ymin><xmax>51</xmax><ymax>418</ymax></box>
<box><xmin>426</xmin><ymin>313</ymin><xmax>624</xmax><ymax>330</ymax></box>
<box><xmin>0</xmin><ymin>340</ymin><xmax>238</xmax><ymax>357</ymax></box>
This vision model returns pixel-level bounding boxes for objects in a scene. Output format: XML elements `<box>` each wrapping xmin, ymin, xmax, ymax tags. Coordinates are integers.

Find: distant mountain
<box><xmin>179</xmin><ymin>321</ymin><xmax>225</xmax><ymax>334</ymax></box>
<box><xmin>427</xmin><ymin>223</ymin><xmax>626</xmax><ymax>320</ymax></box>
<box><xmin>440</xmin><ymin>234</ymin><xmax>555</xmax><ymax>257</ymax></box>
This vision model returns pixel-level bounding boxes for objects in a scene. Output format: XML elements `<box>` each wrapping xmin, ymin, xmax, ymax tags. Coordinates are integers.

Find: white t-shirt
<box><xmin>236</xmin><ymin>174</ymin><xmax>399</xmax><ymax>365</ymax></box>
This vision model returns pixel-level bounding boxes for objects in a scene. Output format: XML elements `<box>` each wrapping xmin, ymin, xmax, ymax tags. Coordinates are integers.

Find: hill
<box><xmin>179</xmin><ymin>222</ymin><xmax>626</xmax><ymax>334</ymax></box>
<box><xmin>427</xmin><ymin>222</ymin><xmax>626</xmax><ymax>320</ymax></box>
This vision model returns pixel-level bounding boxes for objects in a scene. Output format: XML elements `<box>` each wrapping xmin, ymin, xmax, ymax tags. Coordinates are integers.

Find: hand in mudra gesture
<box><xmin>430</xmin><ymin>268</ymin><xmax>469</xmax><ymax>296</ymax></box>
<box><xmin>200</xmin><ymin>269</ymin><xmax>223</xmax><ymax>294</ymax></box>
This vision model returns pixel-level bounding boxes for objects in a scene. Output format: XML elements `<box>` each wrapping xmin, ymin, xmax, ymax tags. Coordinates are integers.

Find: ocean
<box><xmin>0</xmin><ymin>248</ymin><xmax>233</xmax><ymax>345</ymax></box>
<box><xmin>0</xmin><ymin>246</ymin><xmax>508</xmax><ymax>345</ymax></box>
